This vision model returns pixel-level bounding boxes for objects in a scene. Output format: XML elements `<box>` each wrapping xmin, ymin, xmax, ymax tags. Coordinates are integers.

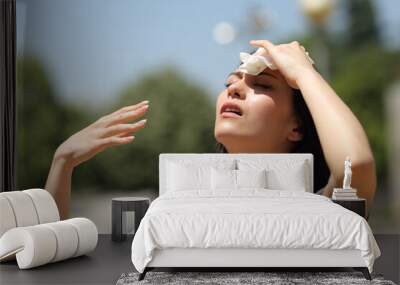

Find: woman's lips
<box><xmin>220</xmin><ymin>102</ymin><xmax>243</xmax><ymax>120</ymax></box>
<box><xmin>221</xmin><ymin>112</ymin><xmax>242</xmax><ymax>118</ymax></box>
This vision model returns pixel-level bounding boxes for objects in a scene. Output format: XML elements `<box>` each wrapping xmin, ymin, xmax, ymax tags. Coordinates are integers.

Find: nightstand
<box><xmin>111</xmin><ymin>197</ymin><xmax>150</xmax><ymax>242</ymax></box>
<box><xmin>332</xmin><ymin>198</ymin><xmax>366</xmax><ymax>219</ymax></box>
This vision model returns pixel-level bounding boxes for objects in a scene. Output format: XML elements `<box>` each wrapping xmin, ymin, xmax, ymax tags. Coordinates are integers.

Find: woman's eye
<box><xmin>254</xmin><ymin>83</ymin><xmax>272</xmax><ymax>90</ymax></box>
<box><xmin>224</xmin><ymin>83</ymin><xmax>232</xmax><ymax>88</ymax></box>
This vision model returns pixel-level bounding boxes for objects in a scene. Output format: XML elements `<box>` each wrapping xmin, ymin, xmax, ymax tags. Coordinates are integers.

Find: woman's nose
<box><xmin>227</xmin><ymin>81</ymin><xmax>246</xmax><ymax>99</ymax></box>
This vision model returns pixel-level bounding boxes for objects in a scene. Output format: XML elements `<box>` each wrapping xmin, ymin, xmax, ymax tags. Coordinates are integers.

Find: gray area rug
<box><xmin>116</xmin><ymin>271</ymin><xmax>396</xmax><ymax>285</ymax></box>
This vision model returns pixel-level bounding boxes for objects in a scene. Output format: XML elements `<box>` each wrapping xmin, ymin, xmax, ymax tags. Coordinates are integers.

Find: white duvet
<box><xmin>131</xmin><ymin>189</ymin><xmax>381</xmax><ymax>273</ymax></box>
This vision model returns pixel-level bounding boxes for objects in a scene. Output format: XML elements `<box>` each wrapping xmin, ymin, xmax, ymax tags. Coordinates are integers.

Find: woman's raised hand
<box><xmin>250</xmin><ymin>40</ymin><xmax>316</xmax><ymax>89</ymax></box>
<box><xmin>54</xmin><ymin>100</ymin><xmax>149</xmax><ymax>168</ymax></box>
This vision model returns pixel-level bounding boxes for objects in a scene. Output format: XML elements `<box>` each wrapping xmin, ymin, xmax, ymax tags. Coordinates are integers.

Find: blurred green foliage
<box><xmin>16</xmin><ymin>0</ymin><xmax>400</xmax><ymax>192</ymax></box>
<box><xmin>75</xmin><ymin>67</ymin><xmax>216</xmax><ymax>192</ymax></box>
<box><xmin>345</xmin><ymin>0</ymin><xmax>380</xmax><ymax>49</ymax></box>
<box><xmin>16</xmin><ymin>56</ymin><xmax>91</xmax><ymax>190</ymax></box>
<box><xmin>16</xmin><ymin>61</ymin><xmax>216</xmax><ymax>192</ymax></box>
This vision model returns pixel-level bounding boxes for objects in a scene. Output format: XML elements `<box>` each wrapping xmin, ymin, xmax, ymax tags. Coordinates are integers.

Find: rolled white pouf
<box><xmin>42</xmin><ymin>221</ymin><xmax>79</xmax><ymax>262</ymax></box>
<box><xmin>64</xmin><ymin>218</ymin><xmax>98</xmax><ymax>257</ymax></box>
<box><xmin>0</xmin><ymin>225</ymin><xmax>57</xmax><ymax>269</ymax></box>
<box><xmin>0</xmin><ymin>195</ymin><xmax>17</xmax><ymax>237</ymax></box>
<box><xmin>0</xmin><ymin>192</ymin><xmax>39</xmax><ymax>227</ymax></box>
<box><xmin>23</xmin><ymin>189</ymin><xmax>60</xmax><ymax>224</ymax></box>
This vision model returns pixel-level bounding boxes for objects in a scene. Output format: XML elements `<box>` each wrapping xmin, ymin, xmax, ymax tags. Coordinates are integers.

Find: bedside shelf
<box><xmin>332</xmin><ymin>198</ymin><xmax>366</xmax><ymax>219</ymax></box>
<box><xmin>111</xmin><ymin>197</ymin><xmax>150</xmax><ymax>242</ymax></box>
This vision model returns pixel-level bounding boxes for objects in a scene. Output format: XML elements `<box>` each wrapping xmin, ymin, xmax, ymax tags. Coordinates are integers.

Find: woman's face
<box><xmin>214</xmin><ymin>64</ymin><xmax>303</xmax><ymax>153</ymax></box>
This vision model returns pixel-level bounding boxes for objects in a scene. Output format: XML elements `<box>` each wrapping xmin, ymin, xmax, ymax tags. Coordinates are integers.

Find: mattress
<box><xmin>131</xmin><ymin>189</ymin><xmax>381</xmax><ymax>273</ymax></box>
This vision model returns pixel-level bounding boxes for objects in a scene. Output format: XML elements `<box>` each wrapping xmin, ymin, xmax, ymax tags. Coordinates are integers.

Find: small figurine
<box><xmin>342</xmin><ymin>156</ymin><xmax>352</xmax><ymax>190</ymax></box>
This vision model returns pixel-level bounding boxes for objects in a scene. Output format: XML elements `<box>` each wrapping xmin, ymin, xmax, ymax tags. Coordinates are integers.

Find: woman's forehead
<box><xmin>228</xmin><ymin>68</ymin><xmax>285</xmax><ymax>82</ymax></box>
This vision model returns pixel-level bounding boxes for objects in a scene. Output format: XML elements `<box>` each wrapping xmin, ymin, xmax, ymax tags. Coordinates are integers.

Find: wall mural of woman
<box><xmin>44</xmin><ymin>39</ymin><xmax>377</xmax><ymax>220</ymax></box>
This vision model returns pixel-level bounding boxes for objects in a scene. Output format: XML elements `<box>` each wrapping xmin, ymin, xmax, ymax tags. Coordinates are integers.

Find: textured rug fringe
<box><xmin>116</xmin><ymin>271</ymin><xmax>394</xmax><ymax>285</ymax></box>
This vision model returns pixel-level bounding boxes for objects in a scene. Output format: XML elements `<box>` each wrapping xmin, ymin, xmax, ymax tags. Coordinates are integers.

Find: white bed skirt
<box><xmin>147</xmin><ymin>248</ymin><xmax>366</xmax><ymax>268</ymax></box>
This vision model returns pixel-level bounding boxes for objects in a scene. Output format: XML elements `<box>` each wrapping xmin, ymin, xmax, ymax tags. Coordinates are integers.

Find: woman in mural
<box><xmin>45</xmin><ymin>40</ymin><xmax>377</xmax><ymax>219</ymax></box>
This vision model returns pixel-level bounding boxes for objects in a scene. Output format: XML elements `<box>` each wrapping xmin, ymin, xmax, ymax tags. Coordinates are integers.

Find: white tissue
<box><xmin>238</xmin><ymin>47</ymin><xmax>314</xmax><ymax>76</ymax></box>
<box><xmin>239</xmin><ymin>48</ymin><xmax>278</xmax><ymax>75</ymax></box>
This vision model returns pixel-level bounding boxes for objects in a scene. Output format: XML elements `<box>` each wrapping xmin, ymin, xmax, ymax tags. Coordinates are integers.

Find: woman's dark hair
<box><xmin>215</xmin><ymin>54</ymin><xmax>330</xmax><ymax>193</ymax></box>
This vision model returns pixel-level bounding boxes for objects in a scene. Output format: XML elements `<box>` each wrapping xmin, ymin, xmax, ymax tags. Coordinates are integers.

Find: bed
<box><xmin>131</xmin><ymin>153</ymin><xmax>381</xmax><ymax>281</ymax></box>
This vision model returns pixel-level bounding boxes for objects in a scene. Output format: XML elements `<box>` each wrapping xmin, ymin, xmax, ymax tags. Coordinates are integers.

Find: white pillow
<box><xmin>237</xmin><ymin>159</ymin><xmax>308</xmax><ymax>192</ymax></box>
<box><xmin>166</xmin><ymin>160</ymin><xmax>236</xmax><ymax>192</ymax></box>
<box><xmin>236</xmin><ymin>169</ymin><xmax>268</xmax><ymax>189</ymax></box>
<box><xmin>211</xmin><ymin>168</ymin><xmax>268</xmax><ymax>190</ymax></box>
<box><xmin>267</xmin><ymin>166</ymin><xmax>307</xmax><ymax>191</ymax></box>
<box><xmin>167</xmin><ymin>162</ymin><xmax>210</xmax><ymax>191</ymax></box>
<box><xmin>211</xmin><ymin>168</ymin><xmax>236</xmax><ymax>190</ymax></box>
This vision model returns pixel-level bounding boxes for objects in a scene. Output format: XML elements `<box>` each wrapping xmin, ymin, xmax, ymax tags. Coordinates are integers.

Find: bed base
<box><xmin>138</xmin><ymin>248</ymin><xmax>372</xmax><ymax>281</ymax></box>
<box><xmin>138</xmin><ymin>266</ymin><xmax>371</xmax><ymax>281</ymax></box>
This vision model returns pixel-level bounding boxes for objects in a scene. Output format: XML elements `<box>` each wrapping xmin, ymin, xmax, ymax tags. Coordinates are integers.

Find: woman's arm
<box><xmin>45</xmin><ymin>100</ymin><xmax>149</xmax><ymax>220</ymax></box>
<box><xmin>296</xmin><ymin>69</ymin><xmax>376</xmax><ymax>210</ymax></box>
<box><xmin>250</xmin><ymin>40</ymin><xmax>377</xmax><ymax>212</ymax></box>
<box><xmin>45</xmin><ymin>151</ymin><xmax>74</xmax><ymax>220</ymax></box>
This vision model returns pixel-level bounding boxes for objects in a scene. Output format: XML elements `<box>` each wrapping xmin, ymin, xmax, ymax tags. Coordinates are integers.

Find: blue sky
<box><xmin>16</xmin><ymin>0</ymin><xmax>400</xmax><ymax>109</ymax></box>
